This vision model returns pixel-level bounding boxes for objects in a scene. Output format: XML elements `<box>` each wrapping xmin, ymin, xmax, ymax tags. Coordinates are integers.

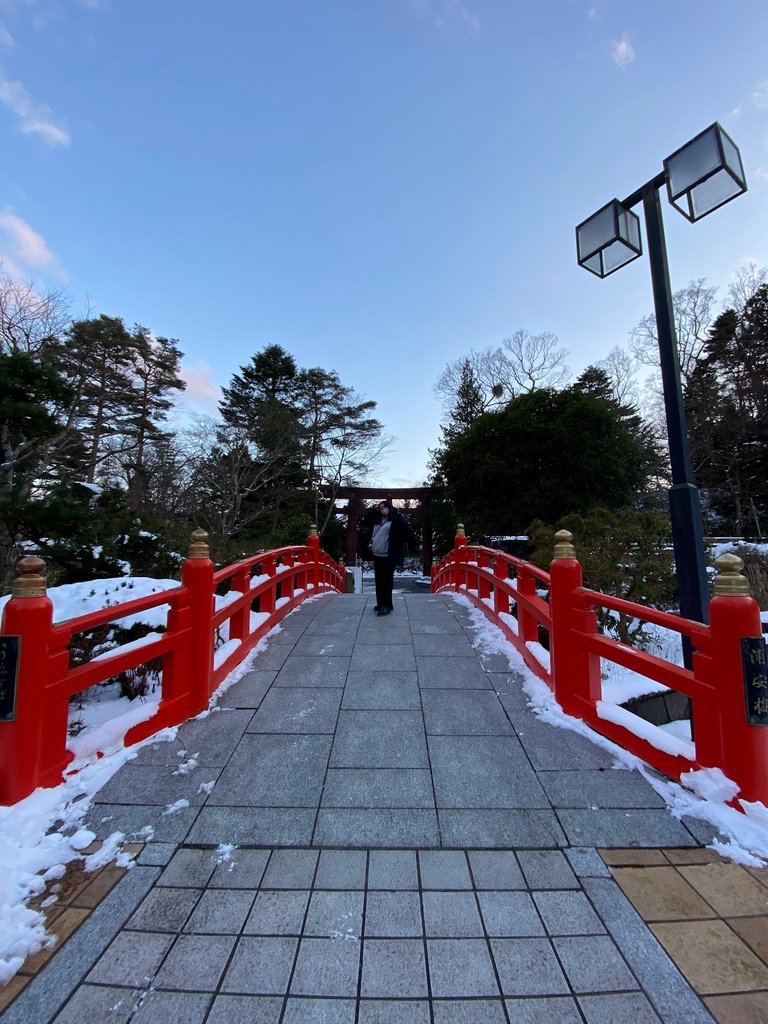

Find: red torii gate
<box><xmin>335</xmin><ymin>486</ymin><xmax>433</xmax><ymax>577</ymax></box>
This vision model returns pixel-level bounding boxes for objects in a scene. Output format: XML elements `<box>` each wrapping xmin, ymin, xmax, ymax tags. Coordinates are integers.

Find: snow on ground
<box><xmin>600</xmin><ymin>624</ymin><xmax>682</xmax><ymax>704</ymax></box>
<box><xmin>0</xmin><ymin>593</ymin><xmax>326</xmax><ymax>986</ymax></box>
<box><xmin>448</xmin><ymin>592</ymin><xmax>768</xmax><ymax>867</ymax></box>
<box><xmin>0</xmin><ymin>576</ymin><xmax>182</xmax><ymax>631</ymax></box>
<box><xmin>711</xmin><ymin>541</ymin><xmax>768</xmax><ymax>559</ymax></box>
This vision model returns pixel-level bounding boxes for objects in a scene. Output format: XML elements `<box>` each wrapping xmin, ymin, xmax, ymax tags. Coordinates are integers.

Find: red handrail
<box><xmin>432</xmin><ymin>528</ymin><xmax>768</xmax><ymax>806</ymax></box>
<box><xmin>0</xmin><ymin>527</ymin><xmax>345</xmax><ymax>805</ymax></box>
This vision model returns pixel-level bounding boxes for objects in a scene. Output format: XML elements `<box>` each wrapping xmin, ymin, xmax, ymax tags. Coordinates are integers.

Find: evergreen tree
<box><xmin>441</xmin><ymin>386</ymin><xmax>655</xmax><ymax>535</ymax></box>
<box><xmin>53</xmin><ymin>315</ymin><xmax>140</xmax><ymax>483</ymax></box>
<box><xmin>0</xmin><ymin>351</ymin><xmax>73</xmax><ymax>587</ymax></box>
<box><xmin>123</xmin><ymin>328</ymin><xmax>186</xmax><ymax>510</ymax></box>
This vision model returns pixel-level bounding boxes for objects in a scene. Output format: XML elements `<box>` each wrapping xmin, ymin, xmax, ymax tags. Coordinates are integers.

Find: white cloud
<box><xmin>0</xmin><ymin>21</ymin><xmax>14</xmax><ymax>46</ymax></box>
<box><xmin>409</xmin><ymin>0</ymin><xmax>479</xmax><ymax>35</ymax></box>
<box><xmin>732</xmin><ymin>81</ymin><xmax>768</xmax><ymax>117</ymax></box>
<box><xmin>756</xmin><ymin>167</ymin><xmax>768</xmax><ymax>184</ymax></box>
<box><xmin>180</xmin><ymin>361</ymin><xmax>222</xmax><ymax>411</ymax></box>
<box><xmin>610</xmin><ymin>33</ymin><xmax>635</xmax><ymax>67</ymax></box>
<box><xmin>0</xmin><ymin>78</ymin><xmax>70</xmax><ymax>146</ymax></box>
<box><xmin>0</xmin><ymin>209</ymin><xmax>65</xmax><ymax>281</ymax></box>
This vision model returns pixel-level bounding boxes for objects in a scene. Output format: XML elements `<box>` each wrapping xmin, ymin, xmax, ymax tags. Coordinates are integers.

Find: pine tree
<box><xmin>123</xmin><ymin>328</ymin><xmax>186</xmax><ymax>510</ymax></box>
<box><xmin>53</xmin><ymin>315</ymin><xmax>140</xmax><ymax>483</ymax></box>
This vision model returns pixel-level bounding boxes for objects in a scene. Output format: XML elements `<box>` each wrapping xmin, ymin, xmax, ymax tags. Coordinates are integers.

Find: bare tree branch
<box><xmin>0</xmin><ymin>265</ymin><xmax>70</xmax><ymax>355</ymax></box>
<box><xmin>597</xmin><ymin>346</ymin><xmax>640</xmax><ymax>407</ymax></box>
<box><xmin>495</xmin><ymin>330</ymin><xmax>570</xmax><ymax>393</ymax></box>
<box><xmin>630</xmin><ymin>278</ymin><xmax>717</xmax><ymax>385</ymax></box>
<box><xmin>728</xmin><ymin>261</ymin><xmax>768</xmax><ymax>315</ymax></box>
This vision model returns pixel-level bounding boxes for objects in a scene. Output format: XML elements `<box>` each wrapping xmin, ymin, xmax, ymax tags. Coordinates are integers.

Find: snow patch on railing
<box><xmin>525</xmin><ymin>641</ymin><xmax>550</xmax><ymax>671</ymax></box>
<box><xmin>596</xmin><ymin>700</ymin><xmax>696</xmax><ymax>761</ymax></box>
<box><xmin>91</xmin><ymin>632</ymin><xmax>165</xmax><ymax>662</ymax></box>
<box><xmin>500</xmin><ymin>612</ymin><xmax>518</xmax><ymax>635</ymax></box>
<box><xmin>214</xmin><ymin>639</ymin><xmax>242</xmax><ymax>669</ymax></box>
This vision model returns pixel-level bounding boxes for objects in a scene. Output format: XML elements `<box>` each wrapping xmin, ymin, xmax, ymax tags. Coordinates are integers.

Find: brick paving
<box><xmin>605</xmin><ymin>847</ymin><xmax>768</xmax><ymax>1022</ymax></box>
<box><xmin>0</xmin><ymin>592</ymin><xmax>744</xmax><ymax>1022</ymax></box>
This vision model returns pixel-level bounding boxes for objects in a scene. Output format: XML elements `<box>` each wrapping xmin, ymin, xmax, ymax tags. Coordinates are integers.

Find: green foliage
<box><xmin>528</xmin><ymin>507</ymin><xmax>676</xmax><ymax>643</ymax></box>
<box><xmin>441</xmin><ymin>386</ymin><xmax>655</xmax><ymax>535</ymax></box>
<box><xmin>0</xmin><ymin>351</ymin><xmax>71</xmax><ymax>457</ymax></box>
<box><xmin>15</xmin><ymin>485</ymin><xmax>183</xmax><ymax>584</ymax></box>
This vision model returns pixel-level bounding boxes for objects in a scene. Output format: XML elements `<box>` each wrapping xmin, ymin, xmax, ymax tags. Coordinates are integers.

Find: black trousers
<box><xmin>373</xmin><ymin>556</ymin><xmax>395</xmax><ymax>610</ymax></box>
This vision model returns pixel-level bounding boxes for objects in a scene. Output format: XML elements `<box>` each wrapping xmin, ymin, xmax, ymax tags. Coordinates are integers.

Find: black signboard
<box><xmin>0</xmin><ymin>635</ymin><xmax>20</xmax><ymax>722</ymax></box>
<box><xmin>742</xmin><ymin>636</ymin><xmax>768</xmax><ymax>726</ymax></box>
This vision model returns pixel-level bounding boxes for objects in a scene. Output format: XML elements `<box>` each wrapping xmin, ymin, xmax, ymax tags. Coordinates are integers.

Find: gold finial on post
<box><xmin>188</xmin><ymin>528</ymin><xmax>210</xmax><ymax>560</ymax></box>
<box><xmin>12</xmin><ymin>555</ymin><xmax>47</xmax><ymax>598</ymax></box>
<box><xmin>553</xmin><ymin>530</ymin><xmax>576</xmax><ymax>559</ymax></box>
<box><xmin>457</xmin><ymin>524</ymin><xmax>466</xmax><ymax>538</ymax></box>
<box><xmin>309</xmin><ymin>524</ymin><xmax>318</xmax><ymax>538</ymax></box>
<box><xmin>712</xmin><ymin>553</ymin><xmax>750</xmax><ymax>597</ymax></box>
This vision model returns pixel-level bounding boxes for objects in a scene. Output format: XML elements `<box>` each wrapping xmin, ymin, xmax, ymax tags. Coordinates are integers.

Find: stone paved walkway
<box><xmin>1</xmin><ymin>593</ymin><xmax>719</xmax><ymax>1023</ymax></box>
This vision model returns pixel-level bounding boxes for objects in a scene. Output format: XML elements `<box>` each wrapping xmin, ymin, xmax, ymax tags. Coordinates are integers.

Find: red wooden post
<box><xmin>493</xmin><ymin>555</ymin><xmax>510</xmax><ymax>615</ymax></box>
<box><xmin>303</xmin><ymin>528</ymin><xmax>319</xmax><ymax>593</ymax></box>
<box><xmin>183</xmin><ymin>529</ymin><xmax>215</xmax><ymax>713</ymax></box>
<box><xmin>261</xmin><ymin>555</ymin><xmax>276</xmax><ymax>613</ymax></box>
<box><xmin>229</xmin><ymin>563</ymin><xmax>251</xmax><ymax>641</ymax></box>
<box><xmin>0</xmin><ymin>557</ymin><xmax>67</xmax><ymax>804</ymax></box>
<box><xmin>696</xmin><ymin>554</ymin><xmax>768</xmax><ymax>804</ymax></box>
<box><xmin>455</xmin><ymin>524</ymin><xmax>467</xmax><ymax>589</ymax></box>
<box><xmin>282</xmin><ymin>550</ymin><xmax>295</xmax><ymax>600</ymax></box>
<box><xmin>338</xmin><ymin>557</ymin><xmax>346</xmax><ymax>593</ymax></box>
<box><xmin>478</xmin><ymin>551</ymin><xmax>491</xmax><ymax>600</ymax></box>
<box><xmin>549</xmin><ymin>530</ymin><xmax>601</xmax><ymax>711</ymax></box>
<box><xmin>431</xmin><ymin>560</ymin><xmax>437</xmax><ymax>593</ymax></box>
<box><xmin>517</xmin><ymin>566</ymin><xmax>539</xmax><ymax>644</ymax></box>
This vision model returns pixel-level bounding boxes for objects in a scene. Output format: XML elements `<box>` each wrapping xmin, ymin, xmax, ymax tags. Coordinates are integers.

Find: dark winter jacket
<box><xmin>361</xmin><ymin>508</ymin><xmax>417</xmax><ymax>568</ymax></box>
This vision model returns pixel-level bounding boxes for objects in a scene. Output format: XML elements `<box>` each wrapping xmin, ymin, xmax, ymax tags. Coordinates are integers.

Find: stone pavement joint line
<box><xmin>2</xmin><ymin>593</ymin><xmax>725</xmax><ymax>1023</ymax></box>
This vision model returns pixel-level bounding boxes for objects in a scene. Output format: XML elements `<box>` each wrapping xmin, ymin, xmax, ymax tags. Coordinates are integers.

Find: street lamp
<box><xmin>576</xmin><ymin>122</ymin><xmax>748</xmax><ymax>650</ymax></box>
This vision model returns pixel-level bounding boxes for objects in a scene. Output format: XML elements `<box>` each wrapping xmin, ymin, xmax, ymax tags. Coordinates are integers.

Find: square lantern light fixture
<box><xmin>576</xmin><ymin>199</ymin><xmax>642</xmax><ymax>278</ymax></box>
<box><xmin>664</xmin><ymin>122</ymin><xmax>747</xmax><ymax>222</ymax></box>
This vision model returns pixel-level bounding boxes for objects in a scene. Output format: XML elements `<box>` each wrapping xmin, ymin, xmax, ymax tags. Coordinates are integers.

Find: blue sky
<box><xmin>1</xmin><ymin>0</ymin><xmax>767</xmax><ymax>488</ymax></box>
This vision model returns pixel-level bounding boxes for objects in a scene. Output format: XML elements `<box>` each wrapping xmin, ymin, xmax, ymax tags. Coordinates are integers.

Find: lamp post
<box><xmin>576</xmin><ymin>123</ymin><xmax>748</xmax><ymax>650</ymax></box>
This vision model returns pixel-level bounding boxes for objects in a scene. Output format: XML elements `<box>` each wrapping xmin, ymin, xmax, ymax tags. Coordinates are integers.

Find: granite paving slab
<box><xmin>206</xmin><ymin>733</ymin><xmax>332</xmax><ymax>806</ymax></box>
<box><xmin>321</xmin><ymin>768</ymin><xmax>435</xmax><ymax>808</ymax></box>
<box><xmin>246</xmin><ymin>686</ymin><xmax>342</xmax><ymax>734</ymax></box>
<box><xmin>539</xmin><ymin>769</ymin><xmax>667</xmax><ymax>809</ymax></box>
<box><xmin>330</xmin><ymin>710</ymin><xmax>428</xmax><ymax>768</ymax></box>
<box><xmin>274</xmin><ymin>656</ymin><xmax>351</xmax><ymax>687</ymax></box>
<box><xmin>341</xmin><ymin>671</ymin><xmax>420</xmax><ymax>710</ymax></box>
<box><xmin>416</xmin><ymin>656</ymin><xmax>492</xmax><ymax>688</ymax></box>
<box><xmin>421</xmin><ymin>689</ymin><xmax>514</xmax><ymax>736</ymax></box>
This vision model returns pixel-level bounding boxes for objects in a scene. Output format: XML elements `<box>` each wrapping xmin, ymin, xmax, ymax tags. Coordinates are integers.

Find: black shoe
<box><xmin>373</xmin><ymin>605</ymin><xmax>381</xmax><ymax>612</ymax></box>
<box><xmin>377</xmin><ymin>607</ymin><xmax>392</xmax><ymax>616</ymax></box>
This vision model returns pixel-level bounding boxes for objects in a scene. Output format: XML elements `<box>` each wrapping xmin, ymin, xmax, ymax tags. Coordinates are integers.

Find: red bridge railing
<box><xmin>0</xmin><ymin>526</ymin><xmax>345</xmax><ymax>806</ymax></box>
<box><xmin>432</xmin><ymin>525</ymin><xmax>768</xmax><ymax>806</ymax></box>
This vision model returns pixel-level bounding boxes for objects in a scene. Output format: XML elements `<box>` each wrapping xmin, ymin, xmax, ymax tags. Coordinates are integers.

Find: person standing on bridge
<box><xmin>365</xmin><ymin>501</ymin><xmax>417</xmax><ymax>616</ymax></box>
